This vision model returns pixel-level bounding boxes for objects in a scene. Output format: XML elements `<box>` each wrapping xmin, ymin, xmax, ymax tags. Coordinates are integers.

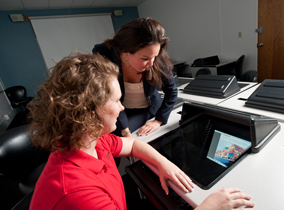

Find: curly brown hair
<box><xmin>28</xmin><ymin>53</ymin><xmax>119</xmax><ymax>152</ymax></box>
<box><xmin>105</xmin><ymin>17</ymin><xmax>173</xmax><ymax>88</ymax></box>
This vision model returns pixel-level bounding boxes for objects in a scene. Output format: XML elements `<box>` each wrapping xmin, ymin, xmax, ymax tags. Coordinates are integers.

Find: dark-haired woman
<box><xmin>93</xmin><ymin>17</ymin><xmax>177</xmax><ymax>138</ymax></box>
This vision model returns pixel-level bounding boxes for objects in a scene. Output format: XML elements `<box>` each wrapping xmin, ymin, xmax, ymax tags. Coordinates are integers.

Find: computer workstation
<box><xmin>127</xmin><ymin>76</ymin><xmax>284</xmax><ymax>209</ymax></box>
<box><xmin>218</xmin><ymin>80</ymin><xmax>284</xmax><ymax>123</ymax></box>
<box><xmin>176</xmin><ymin>75</ymin><xmax>258</xmax><ymax>105</ymax></box>
<box><xmin>190</xmin><ymin>55</ymin><xmax>237</xmax><ymax>78</ymax></box>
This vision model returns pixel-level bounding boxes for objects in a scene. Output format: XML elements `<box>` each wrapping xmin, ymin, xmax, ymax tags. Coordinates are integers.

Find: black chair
<box><xmin>5</xmin><ymin>86</ymin><xmax>34</xmax><ymax>130</ymax></box>
<box><xmin>239</xmin><ymin>70</ymin><xmax>258</xmax><ymax>82</ymax></box>
<box><xmin>11</xmin><ymin>191</ymin><xmax>34</xmax><ymax>210</ymax></box>
<box><xmin>235</xmin><ymin>55</ymin><xmax>245</xmax><ymax>80</ymax></box>
<box><xmin>196</xmin><ymin>68</ymin><xmax>211</xmax><ymax>77</ymax></box>
<box><xmin>217</xmin><ymin>55</ymin><xmax>245</xmax><ymax>80</ymax></box>
<box><xmin>0</xmin><ymin>124</ymin><xmax>50</xmax><ymax>209</ymax></box>
<box><xmin>5</xmin><ymin>86</ymin><xmax>33</xmax><ymax>111</ymax></box>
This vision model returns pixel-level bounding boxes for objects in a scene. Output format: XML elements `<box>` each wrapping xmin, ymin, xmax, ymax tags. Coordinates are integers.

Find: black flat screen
<box><xmin>148</xmin><ymin>114</ymin><xmax>251</xmax><ymax>189</ymax></box>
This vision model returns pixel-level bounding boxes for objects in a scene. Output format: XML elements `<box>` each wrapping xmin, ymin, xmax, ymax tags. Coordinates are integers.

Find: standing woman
<box><xmin>93</xmin><ymin>17</ymin><xmax>177</xmax><ymax>137</ymax></box>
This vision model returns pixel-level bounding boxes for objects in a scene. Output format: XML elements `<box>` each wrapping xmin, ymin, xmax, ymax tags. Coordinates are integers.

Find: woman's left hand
<box><xmin>157</xmin><ymin>157</ymin><xmax>194</xmax><ymax>195</ymax></box>
<box><xmin>137</xmin><ymin>120</ymin><xmax>162</xmax><ymax>136</ymax></box>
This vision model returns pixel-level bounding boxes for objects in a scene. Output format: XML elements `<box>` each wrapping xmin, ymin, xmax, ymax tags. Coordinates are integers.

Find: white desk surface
<box><xmin>177</xmin><ymin>81</ymin><xmax>258</xmax><ymax>105</ymax></box>
<box><xmin>132</xmin><ymin>106</ymin><xmax>183</xmax><ymax>143</ymax></box>
<box><xmin>131</xmin><ymin>90</ymin><xmax>284</xmax><ymax>209</ymax></box>
<box><xmin>218</xmin><ymin>84</ymin><xmax>284</xmax><ymax>123</ymax></box>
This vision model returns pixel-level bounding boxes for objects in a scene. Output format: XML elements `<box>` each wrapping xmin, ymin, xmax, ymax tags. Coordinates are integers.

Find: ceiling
<box><xmin>0</xmin><ymin>0</ymin><xmax>146</xmax><ymax>11</ymax></box>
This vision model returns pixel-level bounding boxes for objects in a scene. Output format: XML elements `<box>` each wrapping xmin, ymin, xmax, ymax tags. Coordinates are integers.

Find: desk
<box><xmin>190</xmin><ymin>61</ymin><xmax>236</xmax><ymax>78</ymax></box>
<box><xmin>218</xmin><ymin>84</ymin><xmax>284</xmax><ymax>123</ymax></box>
<box><xmin>177</xmin><ymin>79</ymin><xmax>258</xmax><ymax>105</ymax></box>
<box><xmin>130</xmin><ymin>83</ymin><xmax>284</xmax><ymax>209</ymax></box>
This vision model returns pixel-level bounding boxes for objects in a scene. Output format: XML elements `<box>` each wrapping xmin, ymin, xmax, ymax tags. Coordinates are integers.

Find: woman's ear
<box><xmin>123</xmin><ymin>52</ymin><xmax>130</xmax><ymax>60</ymax></box>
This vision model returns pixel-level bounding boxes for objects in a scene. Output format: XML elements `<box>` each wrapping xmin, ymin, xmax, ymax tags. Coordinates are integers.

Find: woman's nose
<box><xmin>147</xmin><ymin>58</ymin><xmax>154</xmax><ymax>67</ymax></box>
<box><xmin>120</xmin><ymin>103</ymin><xmax>125</xmax><ymax>111</ymax></box>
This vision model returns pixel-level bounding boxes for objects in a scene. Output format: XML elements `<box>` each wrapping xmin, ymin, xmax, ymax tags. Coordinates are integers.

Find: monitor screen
<box><xmin>148</xmin><ymin>114</ymin><xmax>252</xmax><ymax>189</ymax></box>
<box><xmin>207</xmin><ymin>130</ymin><xmax>251</xmax><ymax>168</ymax></box>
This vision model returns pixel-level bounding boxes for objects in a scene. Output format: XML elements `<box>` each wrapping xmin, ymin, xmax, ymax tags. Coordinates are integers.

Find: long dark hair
<box><xmin>105</xmin><ymin>17</ymin><xmax>173</xmax><ymax>87</ymax></box>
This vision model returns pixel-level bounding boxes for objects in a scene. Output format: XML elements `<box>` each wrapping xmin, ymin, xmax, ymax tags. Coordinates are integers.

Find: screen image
<box><xmin>207</xmin><ymin>130</ymin><xmax>251</xmax><ymax>168</ymax></box>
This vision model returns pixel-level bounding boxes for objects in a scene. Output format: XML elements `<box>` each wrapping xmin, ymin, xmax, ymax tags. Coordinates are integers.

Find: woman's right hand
<box><xmin>195</xmin><ymin>187</ymin><xmax>255</xmax><ymax>210</ymax></box>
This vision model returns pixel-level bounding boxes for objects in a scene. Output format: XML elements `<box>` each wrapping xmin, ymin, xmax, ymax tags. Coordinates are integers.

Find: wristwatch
<box><xmin>121</xmin><ymin>130</ymin><xmax>131</xmax><ymax>136</ymax></box>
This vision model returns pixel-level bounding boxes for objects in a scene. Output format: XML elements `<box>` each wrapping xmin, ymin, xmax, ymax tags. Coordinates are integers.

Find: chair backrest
<box><xmin>192</xmin><ymin>55</ymin><xmax>220</xmax><ymax>67</ymax></box>
<box><xmin>5</xmin><ymin>86</ymin><xmax>27</xmax><ymax>102</ymax></box>
<box><xmin>235</xmin><ymin>55</ymin><xmax>245</xmax><ymax>80</ymax></box>
<box><xmin>239</xmin><ymin>70</ymin><xmax>258</xmax><ymax>82</ymax></box>
<box><xmin>196</xmin><ymin>68</ymin><xmax>211</xmax><ymax>77</ymax></box>
<box><xmin>0</xmin><ymin>124</ymin><xmax>50</xmax><ymax>194</ymax></box>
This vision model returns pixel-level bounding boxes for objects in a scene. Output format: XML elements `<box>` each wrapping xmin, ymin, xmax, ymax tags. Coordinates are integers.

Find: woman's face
<box><xmin>124</xmin><ymin>43</ymin><xmax>161</xmax><ymax>73</ymax></box>
<box><xmin>97</xmin><ymin>76</ymin><xmax>124</xmax><ymax>134</ymax></box>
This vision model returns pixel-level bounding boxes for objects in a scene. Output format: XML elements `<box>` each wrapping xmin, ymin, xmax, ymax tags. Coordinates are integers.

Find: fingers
<box><xmin>137</xmin><ymin>121</ymin><xmax>161</xmax><ymax>136</ymax></box>
<box><xmin>137</xmin><ymin>125</ymin><xmax>153</xmax><ymax>136</ymax></box>
<box><xmin>218</xmin><ymin>187</ymin><xmax>252</xmax><ymax>201</ymax></box>
<box><xmin>229</xmin><ymin>190</ymin><xmax>255</xmax><ymax>209</ymax></box>
<box><xmin>215</xmin><ymin>187</ymin><xmax>255</xmax><ymax>209</ymax></box>
<box><xmin>160</xmin><ymin>177</ymin><xmax>169</xmax><ymax>195</ymax></box>
<box><xmin>169</xmin><ymin>171</ymin><xmax>194</xmax><ymax>193</ymax></box>
<box><xmin>233</xmin><ymin>199</ymin><xmax>255</xmax><ymax>209</ymax></box>
<box><xmin>159</xmin><ymin>169</ymin><xmax>194</xmax><ymax>195</ymax></box>
<box><xmin>199</xmin><ymin>187</ymin><xmax>255</xmax><ymax>210</ymax></box>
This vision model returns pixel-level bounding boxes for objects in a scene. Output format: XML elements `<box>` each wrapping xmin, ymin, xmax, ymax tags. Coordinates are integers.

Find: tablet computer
<box><xmin>148</xmin><ymin>114</ymin><xmax>252</xmax><ymax>190</ymax></box>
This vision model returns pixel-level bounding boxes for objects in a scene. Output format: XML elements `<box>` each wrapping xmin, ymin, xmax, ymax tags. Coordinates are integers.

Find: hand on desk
<box><xmin>137</xmin><ymin>119</ymin><xmax>162</xmax><ymax>136</ymax></box>
<box><xmin>195</xmin><ymin>187</ymin><xmax>255</xmax><ymax>210</ymax></box>
<box><xmin>157</xmin><ymin>157</ymin><xmax>194</xmax><ymax>195</ymax></box>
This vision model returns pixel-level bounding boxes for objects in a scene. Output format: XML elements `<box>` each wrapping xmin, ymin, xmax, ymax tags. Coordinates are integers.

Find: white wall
<box><xmin>0</xmin><ymin>78</ymin><xmax>16</xmax><ymax>134</ymax></box>
<box><xmin>219</xmin><ymin>0</ymin><xmax>258</xmax><ymax>71</ymax></box>
<box><xmin>138</xmin><ymin>0</ymin><xmax>258</xmax><ymax>73</ymax></box>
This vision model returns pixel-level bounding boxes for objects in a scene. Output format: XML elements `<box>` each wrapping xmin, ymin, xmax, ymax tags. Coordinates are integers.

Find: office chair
<box><xmin>196</xmin><ymin>68</ymin><xmax>211</xmax><ymax>77</ymax></box>
<box><xmin>217</xmin><ymin>55</ymin><xmax>245</xmax><ymax>80</ymax></box>
<box><xmin>235</xmin><ymin>55</ymin><xmax>245</xmax><ymax>80</ymax></box>
<box><xmin>11</xmin><ymin>191</ymin><xmax>34</xmax><ymax>210</ymax></box>
<box><xmin>0</xmin><ymin>124</ymin><xmax>50</xmax><ymax>209</ymax></box>
<box><xmin>239</xmin><ymin>70</ymin><xmax>258</xmax><ymax>82</ymax></box>
<box><xmin>5</xmin><ymin>86</ymin><xmax>33</xmax><ymax>111</ymax></box>
<box><xmin>5</xmin><ymin>86</ymin><xmax>34</xmax><ymax>130</ymax></box>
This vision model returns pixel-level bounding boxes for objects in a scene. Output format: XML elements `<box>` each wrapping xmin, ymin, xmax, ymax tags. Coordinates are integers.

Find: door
<box><xmin>257</xmin><ymin>0</ymin><xmax>284</xmax><ymax>83</ymax></box>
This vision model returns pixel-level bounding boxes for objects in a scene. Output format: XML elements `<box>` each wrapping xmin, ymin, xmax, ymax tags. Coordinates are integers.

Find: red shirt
<box><xmin>29</xmin><ymin>134</ymin><xmax>125</xmax><ymax>210</ymax></box>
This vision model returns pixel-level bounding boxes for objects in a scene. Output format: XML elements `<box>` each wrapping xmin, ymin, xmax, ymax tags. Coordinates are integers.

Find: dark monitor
<box><xmin>183</xmin><ymin>75</ymin><xmax>240</xmax><ymax>98</ymax></box>
<box><xmin>148</xmin><ymin>114</ymin><xmax>251</xmax><ymax>190</ymax></box>
<box><xmin>245</xmin><ymin>79</ymin><xmax>284</xmax><ymax>113</ymax></box>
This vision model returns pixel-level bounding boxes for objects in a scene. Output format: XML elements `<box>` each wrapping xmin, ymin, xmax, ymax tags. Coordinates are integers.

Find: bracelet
<box><xmin>121</xmin><ymin>130</ymin><xmax>131</xmax><ymax>136</ymax></box>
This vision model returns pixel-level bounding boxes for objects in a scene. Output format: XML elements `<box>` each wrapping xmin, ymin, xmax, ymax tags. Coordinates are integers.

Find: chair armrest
<box><xmin>11</xmin><ymin>191</ymin><xmax>33</xmax><ymax>210</ymax></box>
